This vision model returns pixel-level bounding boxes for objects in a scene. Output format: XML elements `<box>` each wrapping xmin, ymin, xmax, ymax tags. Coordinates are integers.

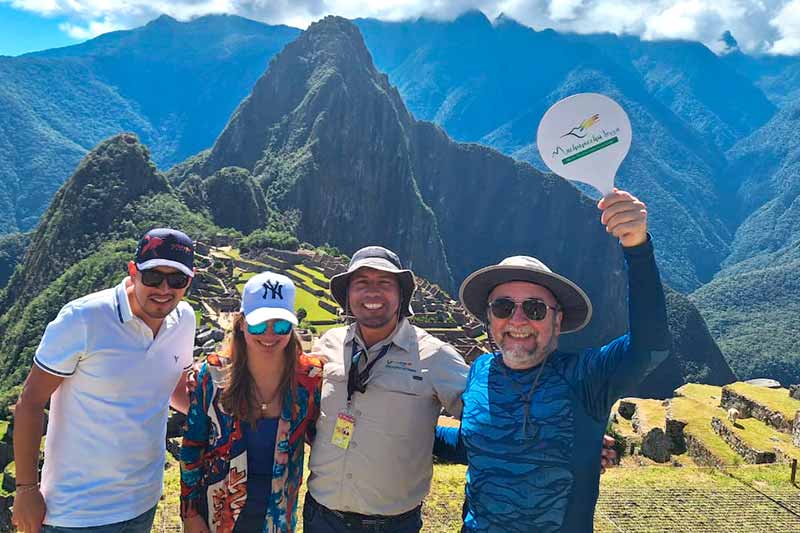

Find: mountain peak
<box><xmin>1</xmin><ymin>133</ymin><xmax>169</xmax><ymax>306</ymax></box>
<box><xmin>302</xmin><ymin>15</ymin><xmax>374</xmax><ymax>62</ymax></box>
<box><xmin>146</xmin><ymin>14</ymin><xmax>179</xmax><ymax>27</ymax></box>
<box><xmin>205</xmin><ymin>15</ymin><xmax>404</xmax><ymax>172</ymax></box>
<box><xmin>453</xmin><ymin>9</ymin><xmax>492</xmax><ymax>29</ymax></box>
<box><xmin>718</xmin><ymin>30</ymin><xmax>739</xmax><ymax>54</ymax></box>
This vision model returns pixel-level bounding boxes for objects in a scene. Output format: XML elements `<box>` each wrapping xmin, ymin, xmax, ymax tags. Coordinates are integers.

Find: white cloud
<box><xmin>58</xmin><ymin>17</ymin><xmax>123</xmax><ymax>39</ymax></box>
<box><xmin>549</xmin><ymin>0</ymin><xmax>584</xmax><ymax>21</ymax></box>
<box><xmin>1</xmin><ymin>0</ymin><xmax>797</xmax><ymax>54</ymax></box>
<box><xmin>770</xmin><ymin>0</ymin><xmax>800</xmax><ymax>53</ymax></box>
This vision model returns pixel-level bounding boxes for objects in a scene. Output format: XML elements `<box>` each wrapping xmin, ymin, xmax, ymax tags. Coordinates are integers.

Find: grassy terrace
<box><xmin>631</xmin><ymin>398</ymin><xmax>667</xmax><ymax>432</ymax></box>
<box><xmin>672</xmin><ymin>383</ymin><xmax>800</xmax><ymax>462</ymax></box>
<box><xmin>295</xmin><ymin>263</ymin><xmax>328</xmax><ymax>281</ymax></box>
<box><xmin>209</xmin><ymin>246</ymin><xmax>242</xmax><ymax>261</ymax></box>
<box><xmin>726</xmin><ymin>382</ymin><xmax>800</xmax><ymax>421</ymax></box>
<box><xmin>734</xmin><ymin>416</ymin><xmax>800</xmax><ymax>461</ymax></box>
<box><xmin>154</xmin><ymin>453</ymin><xmax>800</xmax><ymax>532</ymax></box>
<box><xmin>671</xmin><ymin>396</ymin><xmax>741</xmax><ymax>464</ymax></box>
<box><xmin>675</xmin><ymin>383</ymin><xmax>724</xmax><ymax>408</ymax></box>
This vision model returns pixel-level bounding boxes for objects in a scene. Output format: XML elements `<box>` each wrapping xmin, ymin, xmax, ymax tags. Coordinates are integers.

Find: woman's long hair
<box><xmin>219</xmin><ymin>313</ymin><xmax>300</xmax><ymax>424</ymax></box>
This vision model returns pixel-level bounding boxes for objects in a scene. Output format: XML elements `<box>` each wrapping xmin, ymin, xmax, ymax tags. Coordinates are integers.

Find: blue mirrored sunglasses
<box><xmin>247</xmin><ymin>319</ymin><xmax>293</xmax><ymax>336</ymax></box>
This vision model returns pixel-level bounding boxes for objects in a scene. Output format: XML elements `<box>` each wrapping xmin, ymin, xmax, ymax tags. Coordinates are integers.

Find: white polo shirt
<box><xmin>34</xmin><ymin>278</ymin><xmax>195</xmax><ymax>527</ymax></box>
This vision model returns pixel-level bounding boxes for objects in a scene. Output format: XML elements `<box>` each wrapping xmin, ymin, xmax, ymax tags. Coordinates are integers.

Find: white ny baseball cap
<box><xmin>240</xmin><ymin>271</ymin><xmax>298</xmax><ymax>326</ymax></box>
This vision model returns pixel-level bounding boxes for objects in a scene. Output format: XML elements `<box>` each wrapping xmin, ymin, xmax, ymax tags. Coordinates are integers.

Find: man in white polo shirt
<box><xmin>12</xmin><ymin>228</ymin><xmax>197</xmax><ymax>533</ymax></box>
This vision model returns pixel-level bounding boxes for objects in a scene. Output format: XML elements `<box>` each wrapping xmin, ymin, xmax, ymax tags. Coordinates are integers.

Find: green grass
<box><xmin>0</xmin><ymin>420</ymin><xmax>9</xmax><ymax>441</ymax></box>
<box><xmin>671</xmin><ymin>396</ymin><xmax>741</xmax><ymax>464</ymax></box>
<box><xmin>287</xmin><ymin>267</ymin><xmax>316</xmax><ymax>285</ymax></box>
<box><xmin>632</xmin><ymin>399</ymin><xmax>666</xmax><ymax>432</ymax></box>
<box><xmin>295</xmin><ymin>264</ymin><xmax>328</xmax><ymax>281</ymax></box>
<box><xmin>294</xmin><ymin>287</ymin><xmax>337</xmax><ymax>322</ymax></box>
<box><xmin>153</xmin><ymin>443</ymin><xmax>183</xmax><ymax>530</ymax></box>
<box><xmin>726</xmin><ymin>382</ymin><xmax>800</xmax><ymax>421</ymax></box>
<box><xmin>211</xmin><ymin>246</ymin><xmax>241</xmax><ymax>260</ymax></box>
<box><xmin>154</xmin><ymin>458</ymin><xmax>800</xmax><ymax>532</ymax></box>
<box><xmin>595</xmin><ymin>464</ymin><xmax>800</xmax><ymax>532</ymax></box>
<box><xmin>675</xmin><ymin>383</ymin><xmax>724</xmax><ymax>408</ymax></box>
<box><xmin>0</xmin><ymin>474</ymin><xmax>10</xmax><ymax>498</ymax></box>
<box><xmin>732</xmin><ymin>416</ymin><xmax>800</xmax><ymax>461</ymax></box>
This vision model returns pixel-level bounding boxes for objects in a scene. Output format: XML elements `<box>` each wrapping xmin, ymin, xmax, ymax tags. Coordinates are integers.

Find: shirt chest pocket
<box><xmin>360</xmin><ymin>368</ymin><xmax>429</xmax><ymax>436</ymax></box>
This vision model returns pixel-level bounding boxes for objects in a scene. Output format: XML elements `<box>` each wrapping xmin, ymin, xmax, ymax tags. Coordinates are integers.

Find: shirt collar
<box><xmin>114</xmin><ymin>277</ymin><xmax>134</xmax><ymax>324</ymax></box>
<box><xmin>344</xmin><ymin>317</ymin><xmax>415</xmax><ymax>353</ymax></box>
<box><xmin>115</xmin><ymin>276</ymin><xmax>181</xmax><ymax>330</ymax></box>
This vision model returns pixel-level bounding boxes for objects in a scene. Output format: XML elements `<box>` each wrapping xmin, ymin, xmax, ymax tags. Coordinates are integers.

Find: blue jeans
<box><xmin>303</xmin><ymin>493</ymin><xmax>422</xmax><ymax>533</ymax></box>
<box><xmin>42</xmin><ymin>505</ymin><xmax>157</xmax><ymax>533</ymax></box>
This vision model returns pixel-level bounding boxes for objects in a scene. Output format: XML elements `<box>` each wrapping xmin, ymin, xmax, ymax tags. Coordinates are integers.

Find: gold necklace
<box><xmin>253</xmin><ymin>385</ymin><xmax>280</xmax><ymax>416</ymax></box>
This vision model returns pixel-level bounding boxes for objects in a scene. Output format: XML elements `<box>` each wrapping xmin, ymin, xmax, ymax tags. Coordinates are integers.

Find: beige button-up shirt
<box><xmin>307</xmin><ymin>318</ymin><xmax>469</xmax><ymax>516</ymax></box>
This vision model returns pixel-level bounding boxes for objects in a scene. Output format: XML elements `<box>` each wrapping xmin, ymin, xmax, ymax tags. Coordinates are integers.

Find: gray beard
<box><xmin>500</xmin><ymin>332</ymin><xmax>558</xmax><ymax>369</ymax></box>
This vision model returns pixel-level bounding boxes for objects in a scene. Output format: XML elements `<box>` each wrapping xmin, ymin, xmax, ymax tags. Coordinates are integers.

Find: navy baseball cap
<box><xmin>135</xmin><ymin>228</ymin><xmax>195</xmax><ymax>277</ymax></box>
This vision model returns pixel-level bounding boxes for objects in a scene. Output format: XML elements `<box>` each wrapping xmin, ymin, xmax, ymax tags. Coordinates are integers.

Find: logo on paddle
<box><xmin>561</xmin><ymin>114</ymin><xmax>600</xmax><ymax>139</ymax></box>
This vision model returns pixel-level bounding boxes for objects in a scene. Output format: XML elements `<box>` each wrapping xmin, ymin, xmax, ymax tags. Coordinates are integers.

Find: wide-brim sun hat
<box><xmin>330</xmin><ymin>246</ymin><xmax>415</xmax><ymax>317</ymax></box>
<box><xmin>459</xmin><ymin>256</ymin><xmax>592</xmax><ymax>333</ymax></box>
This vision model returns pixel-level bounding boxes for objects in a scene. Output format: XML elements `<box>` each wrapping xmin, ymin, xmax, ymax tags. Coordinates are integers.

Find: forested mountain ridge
<box><xmin>0</xmin><ymin>12</ymin><xmax>796</xmax><ymax>384</ymax></box>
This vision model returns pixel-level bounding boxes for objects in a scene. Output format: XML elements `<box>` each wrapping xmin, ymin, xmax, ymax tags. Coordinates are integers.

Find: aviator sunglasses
<box><xmin>488</xmin><ymin>297</ymin><xmax>559</xmax><ymax>321</ymax></box>
<box><xmin>139</xmin><ymin>269</ymin><xmax>191</xmax><ymax>289</ymax></box>
<box><xmin>247</xmin><ymin>319</ymin><xmax>293</xmax><ymax>336</ymax></box>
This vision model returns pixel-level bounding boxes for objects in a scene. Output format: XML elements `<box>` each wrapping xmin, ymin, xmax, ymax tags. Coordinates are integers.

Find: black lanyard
<box><xmin>346</xmin><ymin>341</ymin><xmax>392</xmax><ymax>403</ymax></box>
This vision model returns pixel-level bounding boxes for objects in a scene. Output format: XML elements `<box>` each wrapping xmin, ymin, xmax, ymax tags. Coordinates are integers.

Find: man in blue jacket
<box><xmin>435</xmin><ymin>189</ymin><xmax>670</xmax><ymax>532</ymax></box>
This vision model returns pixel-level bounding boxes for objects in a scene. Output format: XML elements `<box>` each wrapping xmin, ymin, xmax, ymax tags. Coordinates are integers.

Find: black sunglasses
<box><xmin>488</xmin><ymin>297</ymin><xmax>558</xmax><ymax>321</ymax></box>
<box><xmin>139</xmin><ymin>269</ymin><xmax>191</xmax><ymax>289</ymax></box>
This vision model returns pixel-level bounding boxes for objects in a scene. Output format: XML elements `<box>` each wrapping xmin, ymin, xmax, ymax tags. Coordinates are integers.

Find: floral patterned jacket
<box><xmin>180</xmin><ymin>353</ymin><xmax>323</xmax><ymax>532</ymax></box>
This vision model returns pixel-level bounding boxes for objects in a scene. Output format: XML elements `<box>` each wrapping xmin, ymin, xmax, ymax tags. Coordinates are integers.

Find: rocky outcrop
<box><xmin>665</xmin><ymin>418</ymin><xmax>688</xmax><ymax>454</ymax></box>
<box><xmin>793</xmin><ymin>411</ymin><xmax>800</xmax><ymax>448</ymax></box>
<box><xmin>189</xmin><ymin>16</ymin><xmax>455</xmax><ymax>290</ymax></box>
<box><xmin>618</xmin><ymin>401</ymin><xmax>636</xmax><ymax>420</ymax></box>
<box><xmin>629</xmin><ymin>401</ymin><xmax>671</xmax><ymax>463</ymax></box>
<box><xmin>790</xmin><ymin>385</ymin><xmax>800</xmax><ymax>401</ymax></box>
<box><xmin>711</xmin><ymin>417</ymin><xmax>776</xmax><ymax>464</ymax></box>
<box><xmin>640</xmin><ymin>428</ymin><xmax>672</xmax><ymax>463</ymax></box>
<box><xmin>721</xmin><ymin>387</ymin><xmax>793</xmax><ymax>433</ymax></box>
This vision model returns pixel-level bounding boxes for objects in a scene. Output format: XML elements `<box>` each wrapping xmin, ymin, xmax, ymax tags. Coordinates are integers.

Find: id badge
<box><xmin>332</xmin><ymin>412</ymin><xmax>355</xmax><ymax>449</ymax></box>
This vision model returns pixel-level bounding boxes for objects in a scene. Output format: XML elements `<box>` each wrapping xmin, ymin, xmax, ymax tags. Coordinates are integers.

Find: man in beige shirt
<box><xmin>303</xmin><ymin>246</ymin><xmax>469</xmax><ymax>532</ymax></box>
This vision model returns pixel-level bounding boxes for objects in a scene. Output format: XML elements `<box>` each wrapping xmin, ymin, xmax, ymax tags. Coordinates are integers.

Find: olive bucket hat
<box><xmin>329</xmin><ymin>246</ymin><xmax>415</xmax><ymax>317</ymax></box>
<box><xmin>459</xmin><ymin>256</ymin><xmax>592</xmax><ymax>333</ymax></box>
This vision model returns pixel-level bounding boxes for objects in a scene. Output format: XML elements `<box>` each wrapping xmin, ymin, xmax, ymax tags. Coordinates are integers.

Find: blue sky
<box><xmin>0</xmin><ymin>4</ymin><xmax>79</xmax><ymax>56</ymax></box>
<box><xmin>1</xmin><ymin>0</ymin><xmax>799</xmax><ymax>57</ymax></box>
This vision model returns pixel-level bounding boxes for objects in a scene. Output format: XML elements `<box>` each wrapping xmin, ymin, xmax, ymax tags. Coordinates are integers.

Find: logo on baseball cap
<box><xmin>135</xmin><ymin>228</ymin><xmax>195</xmax><ymax>277</ymax></box>
<box><xmin>241</xmin><ymin>271</ymin><xmax>298</xmax><ymax>326</ymax></box>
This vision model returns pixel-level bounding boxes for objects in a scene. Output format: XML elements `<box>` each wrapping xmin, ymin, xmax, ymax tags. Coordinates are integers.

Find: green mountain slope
<box><xmin>0</xmin><ymin>134</ymin><xmax>225</xmax><ymax>389</ymax></box>
<box><xmin>0</xmin><ymin>15</ymin><xmax>298</xmax><ymax>234</ymax></box>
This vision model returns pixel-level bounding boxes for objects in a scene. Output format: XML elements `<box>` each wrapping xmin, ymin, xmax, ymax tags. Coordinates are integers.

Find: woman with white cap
<box><xmin>180</xmin><ymin>272</ymin><xmax>322</xmax><ymax>533</ymax></box>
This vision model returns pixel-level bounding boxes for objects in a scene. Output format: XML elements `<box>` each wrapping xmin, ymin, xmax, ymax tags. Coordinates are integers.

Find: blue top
<box><xmin>434</xmin><ymin>238</ymin><xmax>670</xmax><ymax>532</ymax></box>
<box><xmin>245</xmin><ymin>416</ymin><xmax>279</xmax><ymax>475</ymax></box>
<box><xmin>234</xmin><ymin>416</ymin><xmax>279</xmax><ymax>531</ymax></box>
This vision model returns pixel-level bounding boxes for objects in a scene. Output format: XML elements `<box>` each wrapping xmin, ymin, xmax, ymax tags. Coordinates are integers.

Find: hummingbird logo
<box><xmin>140</xmin><ymin>236</ymin><xmax>164</xmax><ymax>257</ymax></box>
<box><xmin>561</xmin><ymin>114</ymin><xmax>600</xmax><ymax>139</ymax></box>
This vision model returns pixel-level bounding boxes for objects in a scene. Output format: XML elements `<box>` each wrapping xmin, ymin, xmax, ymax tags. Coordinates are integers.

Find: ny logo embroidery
<box><xmin>262</xmin><ymin>280</ymin><xmax>283</xmax><ymax>300</ymax></box>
